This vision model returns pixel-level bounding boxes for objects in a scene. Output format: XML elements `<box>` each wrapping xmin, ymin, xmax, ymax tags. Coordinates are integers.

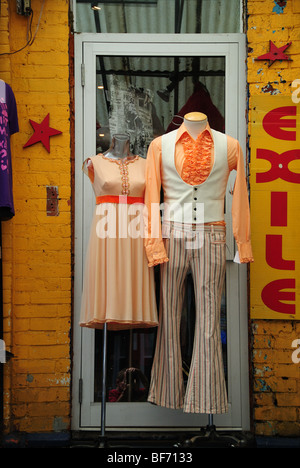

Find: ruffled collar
<box><xmin>178</xmin><ymin>125</ymin><xmax>214</xmax><ymax>186</ymax></box>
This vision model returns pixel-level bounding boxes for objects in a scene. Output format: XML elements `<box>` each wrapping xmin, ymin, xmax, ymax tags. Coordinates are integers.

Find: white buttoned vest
<box><xmin>161</xmin><ymin>128</ymin><xmax>229</xmax><ymax>224</ymax></box>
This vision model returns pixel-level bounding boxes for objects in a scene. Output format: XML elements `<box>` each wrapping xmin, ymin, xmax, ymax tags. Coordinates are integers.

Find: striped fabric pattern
<box><xmin>148</xmin><ymin>223</ymin><xmax>228</xmax><ymax>414</ymax></box>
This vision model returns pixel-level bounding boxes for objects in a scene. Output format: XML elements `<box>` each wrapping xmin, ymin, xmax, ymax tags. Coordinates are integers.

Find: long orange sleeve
<box><xmin>228</xmin><ymin>136</ymin><xmax>254</xmax><ymax>263</ymax></box>
<box><xmin>144</xmin><ymin>137</ymin><xmax>169</xmax><ymax>267</ymax></box>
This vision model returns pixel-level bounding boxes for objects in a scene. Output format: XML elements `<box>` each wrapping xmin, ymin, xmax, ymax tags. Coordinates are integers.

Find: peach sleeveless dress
<box><xmin>79</xmin><ymin>154</ymin><xmax>158</xmax><ymax>330</ymax></box>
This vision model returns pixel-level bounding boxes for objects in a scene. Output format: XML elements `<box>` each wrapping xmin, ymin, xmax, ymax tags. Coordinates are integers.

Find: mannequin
<box><xmin>86</xmin><ymin>133</ymin><xmax>136</xmax><ymax>177</ymax></box>
<box><xmin>103</xmin><ymin>133</ymin><xmax>133</xmax><ymax>160</ymax></box>
<box><xmin>182</xmin><ymin>112</ymin><xmax>222</xmax><ymax>435</ymax></box>
<box><xmin>183</xmin><ymin>112</ymin><xmax>208</xmax><ymax>139</ymax></box>
<box><xmin>144</xmin><ymin>107</ymin><xmax>253</xmax><ymax>443</ymax></box>
<box><xmin>80</xmin><ymin>131</ymin><xmax>158</xmax><ymax>447</ymax></box>
<box><xmin>178</xmin><ymin>109</ymin><xmax>228</xmax><ymax>439</ymax></box>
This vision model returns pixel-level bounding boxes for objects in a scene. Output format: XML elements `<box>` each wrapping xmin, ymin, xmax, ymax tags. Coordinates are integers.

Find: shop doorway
<box><xmin>72</xmin><ymin>34</ymin><xmax>250</xmax><ymax>431</ymax></box>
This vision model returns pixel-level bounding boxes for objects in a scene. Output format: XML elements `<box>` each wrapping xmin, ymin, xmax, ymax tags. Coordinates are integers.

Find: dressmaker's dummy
<box><xmin>86</xmin><ymin>133</ymin><xmax>134</xmax><ymax>174</ymax></box>
<box><xmin>145</xmin><ymin>107</ymin><xmax>253</xmax><ymax>415</ymax></box>
<box><xmin>80</xmin><ymin>130</ymin><xmax>158</xmax><ymax>331</ymax></box>
<box><xmin>183</xmin><ymin>111</ymin><xmax>208</xmax><ymax>139</ymax></box>
<box><xmin>182</xmin><ymin>111</ymin><xmax>216</xmax><ymax>178</ymax></box>
<box><xmin>104</xmin><ymin>133</ymin><xmax>133</xmax><ymax>160</ymax></box>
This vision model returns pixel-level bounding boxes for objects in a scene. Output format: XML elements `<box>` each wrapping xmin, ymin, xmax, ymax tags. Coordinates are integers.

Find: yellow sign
<box><xmin>250</xmin><ymin>95</ymin><xmax>300</xmax><ymax>320</ymax></box>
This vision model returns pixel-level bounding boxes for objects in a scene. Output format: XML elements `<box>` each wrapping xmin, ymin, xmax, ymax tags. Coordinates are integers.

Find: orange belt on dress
<box><xmin>96</xmin><ymin>195</ymin><xmax>144</xmax><ymax>205</ymax></box>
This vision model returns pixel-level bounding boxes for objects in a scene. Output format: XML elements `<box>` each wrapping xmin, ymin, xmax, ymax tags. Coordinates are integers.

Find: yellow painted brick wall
<box><xmin>0</xmin><ymin>0</ymin><xmax>71</xmax><ymax>433</ymax></box>
<box><xmin>247</xmin><ymin>0</ymin><xmax>300</xmax><ymax>437</ymax></box>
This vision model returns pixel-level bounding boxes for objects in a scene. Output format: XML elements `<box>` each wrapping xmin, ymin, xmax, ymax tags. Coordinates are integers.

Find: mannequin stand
<box><xmin>177</xmin><ymin>414</ymin><xmax>255</xmax><ymax>448</ymax></box>
<box><xmin>96</xmin><ymin>323</ymin><xmax>109</xmax><ymax>448</ymax></box>
<box><xmin>71</xmin><ymin>324</ymin><xmax>109</xmax><ymax>448</ymax></box>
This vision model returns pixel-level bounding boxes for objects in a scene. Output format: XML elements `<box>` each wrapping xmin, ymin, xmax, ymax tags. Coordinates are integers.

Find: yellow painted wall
<box><xmin>0</xmin><ymin>0</ymin><xmax>71</xmax><ymax>433</ymax></box>
<box><xmin>247</xmin><ymin>0</ymin><xmax>300</xmax><ymax>436</ymax></box>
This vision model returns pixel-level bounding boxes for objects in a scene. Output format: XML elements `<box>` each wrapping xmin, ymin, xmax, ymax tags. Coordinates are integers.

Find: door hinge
<box><xmin>81</xmin><ymin>64</ymin><xmax>85</xmax><ymax>87</ymax></box>
<box><xmin>79</xmin><ymin>378</ymin><xmax>83</xmax><ymax>404</ymax></box>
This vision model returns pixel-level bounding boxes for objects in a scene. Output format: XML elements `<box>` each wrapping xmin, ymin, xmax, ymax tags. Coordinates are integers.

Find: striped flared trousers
<box><xmin>148</xmin><ymin>222</ymin><xmax>228</xmax><ymax>414</ymax></box>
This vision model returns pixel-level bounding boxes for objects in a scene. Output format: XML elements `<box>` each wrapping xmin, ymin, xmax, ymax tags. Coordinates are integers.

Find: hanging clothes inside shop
<box><xmin>144</xmin><ymin>112</ymin><xmax>253</xmax><ymax>414</ymax></box>
<box><xmin>0</xmin><ymin>80</ymin><xmax>19</xmax><ymax>221</ymax></box>
<box><xmin>79</xmin><ymin>134</ymin><xmax>158</xmax><ymax>331</ymax></box>
<box><xmin>166</xmin><ymin>82</ymin><xmax>225</xmax><ymax>134</ymax></box>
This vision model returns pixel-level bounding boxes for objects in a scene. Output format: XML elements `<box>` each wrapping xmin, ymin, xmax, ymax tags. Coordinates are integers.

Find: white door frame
<box><xmin>72</xmin><ymin>33</ymin><xmax>250</xmax><ymax>432</ymax></box>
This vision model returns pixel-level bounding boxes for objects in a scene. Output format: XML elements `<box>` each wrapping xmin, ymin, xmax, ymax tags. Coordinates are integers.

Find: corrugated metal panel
<box><xmin>75</xmin><ymin>0</ymin><xmax>240</xmax><ymax>34</ymax></box>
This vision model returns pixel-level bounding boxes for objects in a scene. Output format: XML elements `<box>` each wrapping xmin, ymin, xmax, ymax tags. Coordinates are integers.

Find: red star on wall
<box><xmin>23</xmin><ymin>114</ymin><xmax>62</xmax><ymax>152</ymax></box>
<box><xmin>255</xmin><ymin>40</ymin><xmax>292</xmax><ymax>67</ymax></box>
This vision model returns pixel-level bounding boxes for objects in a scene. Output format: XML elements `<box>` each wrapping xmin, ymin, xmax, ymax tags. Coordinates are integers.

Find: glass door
<box><xmin>73</xmin><ymin>34</ymin><xmax>249</xmax><ymax>431</ymax></box>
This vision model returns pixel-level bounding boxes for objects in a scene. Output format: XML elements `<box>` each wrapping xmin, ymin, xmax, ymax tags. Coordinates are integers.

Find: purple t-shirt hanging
<box><xmin>0</xmin><ymin>80</ymin><xmax>19</xmax><ymax>221</ymax></box>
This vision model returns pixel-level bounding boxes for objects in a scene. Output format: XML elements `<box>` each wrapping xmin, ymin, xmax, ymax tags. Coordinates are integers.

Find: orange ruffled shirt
<box><xmin>144</xmin><ymin>123</ymin><xmax>254</xmax><ymax>266</ymax></box>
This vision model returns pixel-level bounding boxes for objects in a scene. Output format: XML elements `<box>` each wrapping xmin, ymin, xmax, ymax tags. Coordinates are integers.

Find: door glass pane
<box><xmin>75</xmin><ymin>0</ymin><xmax>241</xmax><ymax>34</ymax></box>
<box><xmin>95</xmin><ymin>55</ymin><xmax>225</xmax><ymax>157</ymax></box>
<box><xmin>93</xmin><ymin>54</ymin><xmax>227</xmax><ymax>404</ymax></box>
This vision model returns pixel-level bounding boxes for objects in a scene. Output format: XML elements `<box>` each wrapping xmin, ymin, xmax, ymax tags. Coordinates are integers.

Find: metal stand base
<box><xmin>176</xmin><ymin>415</ymin><xmax>255</xmax><ymax>448</ymax></box>
<box><xmin>179</xmin><ymin>424</ymin><xmax>241</xmax><ymax>448</ymax></box>
<box><xmin>95</xmin><ymin>435</ymin><xmax>109</xmax><ymax>448</ymax></box>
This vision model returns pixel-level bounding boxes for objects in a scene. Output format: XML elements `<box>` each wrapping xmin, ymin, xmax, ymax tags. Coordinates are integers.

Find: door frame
<box><xmin>72</xmin><ymin>33</ymin><xmax>250</xmax><ymax>432</ymax></box>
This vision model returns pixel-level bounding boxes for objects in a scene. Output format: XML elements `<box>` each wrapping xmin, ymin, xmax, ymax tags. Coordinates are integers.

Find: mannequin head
<box><xmin>183</xmin><ymin>112</ymin><xmax>208</xmax><ymax>139</ymax></box>
<box><xmin>184</xmin><ymin>112</ymin><xmax>207</xmax><ymax>122</ymax></box>
<box><xmin>104</xmin><ymin>133</ymin><xmax>132</xmax><ymax>159</ymax></box>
